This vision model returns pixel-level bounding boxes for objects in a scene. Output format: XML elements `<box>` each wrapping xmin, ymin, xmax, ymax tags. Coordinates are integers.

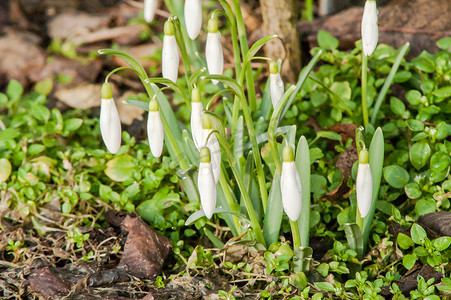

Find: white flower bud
<box><xmin>206</xmin><ymin>19</ymin><xmax>223</xmax><ymax>85</ymax></box>
<box><xmin>280</xmin><ymin>147</ymin><xmax>302</xmax><ymax>222</ymax></box>
<box><xmin>202</xmin><ymin>114</ymin><xmax>220</xmax><ymax>183</ymax></box>
<box><xmin>191</xmin><ymin>88</ymin><xmax>203</xmax><ymax>150</ymax></box>
<box><xmin>361</xmin><ymin>0</ymin><xmax>378</xmax><ymax>56</ymax></box>
<box><xmin>100</xmin><ymin>83</ymin><xmax>121</xmax><ymax>154</ymax></box>
<box><xmin>162</xmin><ymin>21</ymin><xmax>179</xmax><ymax>83</ymax></box>
<box><xmin>184</xmin><ymin>0</ymin><xmax>202</xmax><ymax>40</ymax></box>
<box><xmin>144</xmin><ymin>0</ymin><xmax>158</xmax><ymax>23</ymax></box>
<box><xmin>356</xmin><ymin>149</ymin><xmax>373</xmax><ymax>218</ymax></box>
<box><xmin>147</xmin><ymin>100</ymin><xmax>164</xmax><ymax>158</ymax></box>
<box><xmin>198</xmin><ymin>147</ymin><xmax>216</xmax><ymax>219</ymax></box>
<box><xmin>269</xmin><ymin>62</ymin><xmax>284</xmax><ymax>108</ymax></box>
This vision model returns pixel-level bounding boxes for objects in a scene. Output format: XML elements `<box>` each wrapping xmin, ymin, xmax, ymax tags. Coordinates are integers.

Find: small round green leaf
<box><xmin>406</xmin><ymin>119</ymin><xmax>424</xmax><ymax>131</ymax></box>
<box><xmin>317</xmin><ymin>30</ymin><xmax>339</xmax><ymax>50</ymax></box>
<box><xmin>390</xmin><ymin>97</ymin><xmax>406</xmax><ymax>116</ymax></box>
<box><xmin>405</xmin><ymin>183</ymin><xmax>422</xmax><ymax>199</ymax></box>
<box><xmin>397</xmin><ymin>233</ymin><xmax>414</xmax><ymax>250</ymax></box>
<box><xmin>104</xmin><ymin>155</ymin><xmax>136</xmax><ymax>182</ymax></box>
<box><xmin>405</xmin><ymin>90</ymin><xmax>421</xmax><ymax>105</ymax></box>
<box><xmin>410</xmin><ymin>224</ymin><xmax>427</xmax><ymax>245</ymax></box>
<box><xmin>0</xmin><ymin>158</ymin><xmax>12</xmax><ymax>183</ymax></box>
<box><xmin>433</xmin><ymin>237</ymin><xmax>451</xmax><ymax>251</ymax></box>
<box><xmin>415</xmin><ymin>199</ymin><xmax>436</xmax><ymax>216</ymax></box>
<box><xmin>403</xmin><ymin>253</ymin><xmax>417</xmax><ymax>270</ymax></box>
<box><xmin>383</xmin><ymin>165</ymin><xmax>409</xmax><ymax>188</ymax></box>
<box><xmin>410</xmin><ymin>142</ymin><xmax>431</xmax><ymax>170</ymax></box>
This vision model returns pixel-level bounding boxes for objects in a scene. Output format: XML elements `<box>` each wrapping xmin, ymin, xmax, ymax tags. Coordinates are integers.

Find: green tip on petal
<box><xmin>207</xmin><ymin>18</ymin><xmax>218</xmax><ymax>33</ymax></box>
<box><xmin>192</xmin><ymin>87</ymin><xmax>201</xmax><ymax>102</ymax></box>
<box><xmin>202</xmin><ymin>114</ymin><xmax>213</xmax><ymax>129</ymax></box>
<box><xmin>149</xmin><ymin>99</ymin><xmax>159</xmax><ymax>111</ymax></box>
<box><xmin>359</xmin><ymin>149</ymin><xmax>370</xmax><ymax>164</ymax></box>
<box><xmin>269</xmin><ymin>61</ymin><xmax>278</xmax><ymax>74</ymax></box>
<box><xmin>164</xmin><ymin>20</ymin><xmax>175</xmax><ymax>35</ymax></box>
<box><xmin>200</xmin><ymin>147</ymin><xmax>211</xmax><ymax>163</ymax></box>
<box><xmin>282</xmin><ymin>146</ymin><xmax>294</xmax><ymax>162</ymax></box>
<box><xmin>101</xmin><ymin>82</ymin><xmax>113</xmax><ymax>99</ymax></box>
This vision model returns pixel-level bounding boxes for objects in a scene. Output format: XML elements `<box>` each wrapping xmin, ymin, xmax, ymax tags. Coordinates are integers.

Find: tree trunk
<box><xmin>259</xmin><ymin>0</ymin><xmax>301</xmax><ymax>82</ymax></box>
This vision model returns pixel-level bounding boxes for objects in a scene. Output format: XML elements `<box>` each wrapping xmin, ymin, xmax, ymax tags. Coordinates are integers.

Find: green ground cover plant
<box><xmin>0</xmin><ymin>0</ymin><xmax>450</xmax><ymax>298</ymax></box>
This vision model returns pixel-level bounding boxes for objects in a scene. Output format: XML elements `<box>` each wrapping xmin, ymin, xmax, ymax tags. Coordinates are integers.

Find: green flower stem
<box><xmin>105</xmin><ymin>67</ymin><xmax>136</xmax><ymax>83</ymax></box>
<box><xmin>218</xmin><ymin>167</ymin><xmax>241</xmax><ymax>236</ymax></box>
<box><xmin>218</xmin><ymin>0</ymin><xmax>241</xmax><ymax>75</ymax></box>
<box><xmin>356</xmin><ymin>208</ymin><xmax>363</xmax><ymax>232</ymax></box>
<box><xmin>214</xmin><ymin>132</ymin><xmax>266</xmax><ymax>247</ymax></box>
<box><xmin>203</xmin><ymin>74</ymin><xmax>268</xmax><ymax>213</ymax></box>
<box><xmin>361</xmin><ymin>54</ymin><xmax>369</xmax><ymax>126</ymax></box>
<box><xmin>268</xmin><ymin>86</ymin><xmax>297</xmax><ymax>174</ymax></box>
<box><xmin>142</xmin><ymin>83</ymin><xmax>190</xmax><ymax>171</ymax></box>
<box><xmin>290</xmin><ymin>220</ymin><xmax>301</xmax><ymax>248</ymax></box>
<box><xmin>171</xmin><ymin>17</ymin><xmax>192</xmax><ymax>85</ymax></box>
<box><xmin>231</xmin><ymin>0</ymin><xmax>257</xmax><ymax>111</ymax></box>
<box><xmin>237</xmin><ymin>90</ymin><xmax>268</xmax><ymax>213</ymax></box>
<box><xmin>304</xmin><ymin>0</ymin><xmax>313</xmax><ymax>21</ymax></box>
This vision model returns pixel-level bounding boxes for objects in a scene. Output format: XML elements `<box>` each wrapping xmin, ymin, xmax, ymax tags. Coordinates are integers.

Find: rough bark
<box><xmin>259</xmin><ymin>0</ymin><xmax>301</xmax><ymax>82</ymax></box>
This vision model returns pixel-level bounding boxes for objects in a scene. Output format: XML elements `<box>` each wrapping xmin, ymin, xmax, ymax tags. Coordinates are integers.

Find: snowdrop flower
<box><xmin>356</xmin><ymin>149</ymin><xmax>373</xmax><ymax>218</ymax></box>
<box><xmin>190</xmin><ymin>87</ymin><xmax>203</xmax><ymax>150</ymax></box>
<box><xmin>280</xmin><ymin>146</ymin><xmax>302</xmax><ymax>222</ymax></box>
<box><xmin>202</xmin><ymin>114</ymin><xmax>220</xmax><ymax>183</ymax></box>
<box><xmin>198</xmin><ymin>147</ymin><xmax>216</xmax><ymax>219</ymax></box>
<box><xmin>184</xmin><ymin>0</ymin><xmax>202</xmax><ymax>40</ymax></box>
<box><xmin>205</xmin><ymin>18</ymin><xmax>223</xmax><ymax>85</ymax></box>
<box><xmin>269</xmin><ymin>61</ymin><xmax>284</xmax><ymax>108</ymax></box>
<box><xmin>147</xmin><ymin>99</ymin><xmax>164</xmax><ymax>158</ymax></box>
<box><xmin>361</xmin><ymin>0</ymin><xmax>378</xmax><ymax>56</ymax></box>
<box><xmin>162</xmin><ymin>20</ymin><xmax>179</xmax><ymax>83</ymax></box>
<box><xmin>144</xmin><ymin>0</ymin><xmax>157</xmax><ymax>23</ymax></box>
<box><xmin>100</xmin><ymin>82</ymin><xmax>121</xmax><ymax>154</ymax></box>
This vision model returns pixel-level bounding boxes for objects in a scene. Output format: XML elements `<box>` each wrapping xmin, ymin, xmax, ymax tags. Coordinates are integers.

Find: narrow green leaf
<box><xmin>263</xmin><ymin>172</ymin><xmax>283</xmax><ymax>247</ymax></box>
<box><xmin>185</xmin><ymin>207</ymin><xmax>247</xmax><ymax>226</ymax></box>
<box><xmin>124</xmin><ymin>99</ymin><xmax>149</xmax><ymax>111</ymax></box>
<box><xmin>182</xmin><ymin>130</ymin><xmax>199</xmax><ymax>166</ymax></box>
<box><xmin>344</xmin><ymin>223</ymin><xmax>364</xmax><ymax>259</ymax></box>
<box><xmin>371</xmin><ymin>42</ymin><xmax>410</xmax><ymax>124</ymax></box>
<box><xmin>362</xmin><ymin>127</ymin><xmax>384</xmax><ymax>249</ymax></box>
<box><xmin>204</xmin><ymin>228</ymin><xmax>225</xmax><ymax>249</ymax></box>
<box><xmin>280</xmin><ymin>49</ymin><xmax>323</xmax><ymax>120</ymax></box>
<box><xmin>296</xmin><ymin>136</ymin><xmax>311</xmax><ymax>248</ymax></box>
<box><xmin>234</xmin><ymin>115</ymin><xmax>244</xmax><ymax>161</ymax></box>
<box><xmin>98</xmin><ymin>49</ymin><xmax>147</xmax><ymax>79</ymax></box>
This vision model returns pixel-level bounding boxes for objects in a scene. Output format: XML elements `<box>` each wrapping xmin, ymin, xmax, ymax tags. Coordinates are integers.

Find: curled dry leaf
<box><xmin>320</xmin><ymin>123</ymin><xmax>358</xmax><ymax>202</ymax></box>
<box><xmin>28</xmin><ymin>267</ymin><xmax>70</xmax><ymax>299</ymax></box>
<box><xmin>118</xmin><ymin>214</ymin><xmax>172</xmax><ymax>279</ymax></box>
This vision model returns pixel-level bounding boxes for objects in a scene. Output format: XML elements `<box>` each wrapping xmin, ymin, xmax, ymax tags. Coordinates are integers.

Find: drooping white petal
<box><xmin>144</xmin><ymin>0</ymin><xmax>158</xmax><ymax>23</ymax></box>
<box><xmin>203</xmin><ymin>128</ymin><xmax>221</xmax><ymax>183</ymax></box>
<box><xmin>361</xmin><ymin>1</ymin><xmax>378</xmax><ymax>56</ymax></box>
<box><xmin>147</xmin><ymin>111</ymin><xmax>164</xmax><ymax>158</ymax></box>
<box><xmin>206</xmin><ymin>31</ymin><xmax>223</xmax><ymax>85</ymax></box>
<box><xmin>356</xmin><ymin>163</ymin><xmax>373</xmax><ymax>218</ymax></box>
<box><xmin>100</xmin><ymin>98</ymin><xmax>121</xmax><ymax>154</ymax></box>
<box><xmin>270</xmin><ymin>73</ymin><xmax>284</xmax><ymax>108</ymax></box>
<box><xmin>184</xmin><ymin>0</ymin><xmax>202</xmax><ymax>40</ymax></box>
<box><xmin>280</xmin><ymin>161</ymin><xmax>302</xmax><ymax>221</ymax></box>
<box><xmin>191</xmin><ymin>102</ymin><xmax>203</xmax><ymax>150</ymax></box>
<box><xmin>162</xmin><ymin>35</ymin><xmax>179</xmax><ymax>83</ymax></box>
<box><xmin>198</xmin><ymin>162</ymin><xmax>216</xmax><ymax>219</ymax></box>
